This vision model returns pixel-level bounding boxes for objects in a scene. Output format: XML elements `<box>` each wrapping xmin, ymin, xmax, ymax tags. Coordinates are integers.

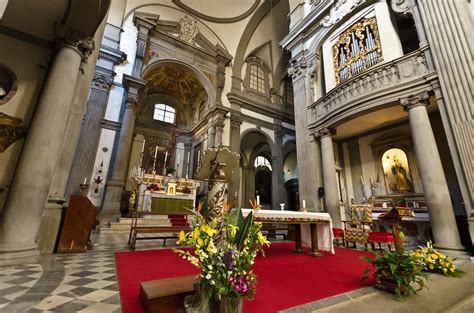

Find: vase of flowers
<box><xmin>176</xmin><ymin>202</ymin><xmax>270</xmax><ymax>312</ymax></box>
<box><xmin>360</xmin><ymin>249</ymin><xmax>427</xmax><ymax>297</ymax></box>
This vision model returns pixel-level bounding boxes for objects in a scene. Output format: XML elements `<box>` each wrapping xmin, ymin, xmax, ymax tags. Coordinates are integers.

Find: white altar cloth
<box><xmin>241</xmin><ymin>209</ymin><xmax>334</xmax><ymax>254</ymax></box>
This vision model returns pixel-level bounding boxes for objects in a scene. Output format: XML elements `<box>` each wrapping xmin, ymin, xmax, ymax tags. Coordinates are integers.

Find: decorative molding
<box><xmin>321</xmin><ymin>0</ymin><xmax>366</xmax><ymax>27</ymax></box>
<box><xmin>274</xmin><ymin>124</ymin><xmax>284</xmax><ymax>139</ymax></box>
<box><xmin>400</xmin><ymin>91</ymin><xmax>429</xmax><ymax>111</ymax></box>
<box><xmin>99</xmin><ymin>45</ymin><xmax>127</xmax><ymax>65</ymax></box>
<box><xmin>0</xmin><ymin>113</ymin><xmax>28</xmax><ymax>152</ymax></box>
<box><xmin>230</xmin><ymin>112</ymin><xmax>244</xmax><ymax>128</ymax></box>
<box><xmin>390</xmin><ymin>0</ymin><xmax>413</xmax><ymax>16</ymax></box>
<box><xmin>172</xmin><ymin>0</ymin><xmax>260</xmax><ymax>24</ymax></box>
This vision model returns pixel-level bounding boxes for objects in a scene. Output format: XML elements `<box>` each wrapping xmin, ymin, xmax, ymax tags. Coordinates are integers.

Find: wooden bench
<box><xmin>128</xmin><ymin>211</ymin><xmax>191</xmax><ymax>250</ymax></box>
<box><xmin>140</xmin><ymin>275</ymin><xmax>196</xmax><ymax>313</ymax></box>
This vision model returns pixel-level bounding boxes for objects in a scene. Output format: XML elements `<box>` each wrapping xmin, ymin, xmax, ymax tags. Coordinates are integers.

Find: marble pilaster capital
<box><xmin>288</xmin><ymin>54</ymin><xmax>319</xmax><ymax>83</ymax></box>
<box><xmin>56</xmin><ymin>25</ymin><xmax>95</xmax><ymax>61</ymax></box>
<box><xmin>208</xmin><ymin>126</ymin><xmax>215</xmax><ymax>134</ymax></box>
<box><xmin>230</xmin><ymin>113</ymin><xmax>243</xmax><ymax>128</ymax></box>
<box><xmin>390</xmin><ymin>0</ymin><xmax>413</xmax><ymax>16</ymax></box>
<box><xmin>315</xmin><ymin>127</ymin><xmax>336</xmax><ymax>139</ymax></box>
<box><xmin>124</xmin><ymin>95</ymin><xmax>138</xmax><ymax>111</ymax></box>
<box><xmin>400</xmin><ymin>91</ymin><xmax>430</xmax><ymax>111</ymax></box>
<box><xmin>213</xmin><ymin>118</ymin><xmax>225</xmax><ymax>130</ymax></box>
<box><xmin>274</xmin><ymin>124</ymin><xmax>284</xmax><ymax>139</ymax></box>
<box><xmin>92</xmin><ymin>73</ymin><xmax>115</xmax><ymax>91</ymax></box>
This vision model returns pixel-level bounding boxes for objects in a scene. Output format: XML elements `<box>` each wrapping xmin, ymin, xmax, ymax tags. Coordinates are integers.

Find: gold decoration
<box><xmin>333</xmin><ymin>17</ymin><xmax>383</xmax><ymax>85</ymax></box>
<box><xmin>0</xmin><ymin>112</ymin><xmax>28</xmax><ymax>152</ymax></box>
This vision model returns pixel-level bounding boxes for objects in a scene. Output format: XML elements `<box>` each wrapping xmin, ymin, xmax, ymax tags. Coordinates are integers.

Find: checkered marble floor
<box><xmin>0</xmin><ymin>233</ymin><xmax>174</xmax><ymax>312</ymax></box>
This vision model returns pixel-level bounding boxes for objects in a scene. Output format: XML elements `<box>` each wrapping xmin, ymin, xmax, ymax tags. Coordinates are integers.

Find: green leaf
<box><xmin>235</xmin><ymin>211</ymin><xmax>253</xmax><ymax>249</ymax></box>
<box><xmin>389</xmin><ymin>263</ymin><xmax>398</xmax><ymax>274</ymax></box>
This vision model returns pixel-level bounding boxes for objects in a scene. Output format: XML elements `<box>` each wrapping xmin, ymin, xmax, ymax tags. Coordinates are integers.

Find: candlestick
<box><xmin>302</xmin><ymin>200</ymin><xmax>306</xmax><ymax>208</ymax></box>
<box><xmin>256</xmin><ymin>195</ymin><xmax>260</xmax><ymax>205</ymax></box>
<box><xmin>83</xmin><ymin>177</ymin><xmax>87</xmax><ymax>184</ymax></box>
<box><xmin>360</xmin><ymin>176</ymin><xmax>364</xmax><ymax>185</ymax></box>
<box><xmin>154</xmin><ymin>146</ymin><xmax>158</xmax><ymax>159</ymax></box>
<box><xmin>280</xmin><ymin>203</ymin><xmax>285</xmax><ymax>211</ymax></box>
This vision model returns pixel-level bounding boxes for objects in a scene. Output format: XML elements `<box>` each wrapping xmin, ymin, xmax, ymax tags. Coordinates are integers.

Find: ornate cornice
<box><xmin>56</xmin><ymin>25</ymin><xmax>95</xmax><ymax>61</ymax></box>
<box><xmin>99</xmin><ymin>45</ymin><xmax>127</xmax><ymax>65</ymax></box>
<box><xmin>0</xmin><ymin>113</ymin><xmax>28</xmax><ymax>152</ymax></box>
<box><xmin>400</xmin><ymin>91</ymin><xmax>430</xmax><ymax>111</ymax></box>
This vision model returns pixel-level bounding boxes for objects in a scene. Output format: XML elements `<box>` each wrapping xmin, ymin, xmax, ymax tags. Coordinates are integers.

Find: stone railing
<box><xmin>308</xmin><ymin>46</ymin><xmax>435</xmax><ymax>129</ymax></box>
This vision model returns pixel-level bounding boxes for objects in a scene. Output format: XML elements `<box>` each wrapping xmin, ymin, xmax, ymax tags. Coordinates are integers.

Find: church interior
<box><xmin>0</xmin><ymin>0</ymin><xmax>472</xmax><ymax>312</ymax></box>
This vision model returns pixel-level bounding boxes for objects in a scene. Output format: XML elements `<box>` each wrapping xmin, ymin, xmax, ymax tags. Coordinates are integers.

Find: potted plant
<box><xmin>361</xmin><ymin>249</ymin><xmax>427</xmax><ymax>297</ymax></box>
<box><xmin>176</xmin><ymin>202</ymin><xmax>270</xmax><ymax>312</ymax></box>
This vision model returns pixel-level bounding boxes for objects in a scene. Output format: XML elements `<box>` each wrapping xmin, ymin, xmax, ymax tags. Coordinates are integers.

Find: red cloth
<box><xmin>368</xmin><ymin>232</ymin><xmax>395</xmax><ymax>243</ymax></box>
<box><xmin>115</xmin><ymin>242</ymin><xmax>372</xmax><ymax>313</ymax></box>
<box><xmin>332</xmin><ymin>227</ymin><xmax>344</xmax><ymax>238</ymax></box>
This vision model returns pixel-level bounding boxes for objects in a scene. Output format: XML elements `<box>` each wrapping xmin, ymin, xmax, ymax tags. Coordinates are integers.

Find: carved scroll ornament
<box><xmin>0</xmin><ymin>113</ymin><xmax>28</xmax><ymax>152</ymax></box>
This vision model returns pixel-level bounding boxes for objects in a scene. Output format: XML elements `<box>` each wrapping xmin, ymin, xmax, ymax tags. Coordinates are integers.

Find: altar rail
<box><xmin>308</xmin><ymin>46</ymin><xmax>436</xmax><ymax>132</ymax></box>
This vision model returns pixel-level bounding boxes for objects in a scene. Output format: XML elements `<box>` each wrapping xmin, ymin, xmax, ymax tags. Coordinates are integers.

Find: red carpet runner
<box><xmin>115</xmin><ymin>242</ymin><xmax>372</xmax><ymax>313</ymax></box>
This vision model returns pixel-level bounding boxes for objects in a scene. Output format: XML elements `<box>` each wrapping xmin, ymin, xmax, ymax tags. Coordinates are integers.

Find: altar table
<box><xmin>242</xmin><ymin>209</ymin><xmax>334</xmax><ymax>255</ymax></box>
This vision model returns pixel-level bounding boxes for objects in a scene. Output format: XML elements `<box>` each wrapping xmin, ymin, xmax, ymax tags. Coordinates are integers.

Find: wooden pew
<box><xmin>140</xmin><ymin>275</ymin><xmax>196</xmax><ymax>313</ymax></box>
<box><xmin>128</xmin><ymin>211</ymin><xmax>191</xmax><ymax>250</ymax></box>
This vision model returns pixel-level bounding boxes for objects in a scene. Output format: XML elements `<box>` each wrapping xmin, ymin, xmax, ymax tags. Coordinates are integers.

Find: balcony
<box><xmin>308</xmin><ymin>46</ymin><xmax>437</xmax><ymax>132</ymax></box>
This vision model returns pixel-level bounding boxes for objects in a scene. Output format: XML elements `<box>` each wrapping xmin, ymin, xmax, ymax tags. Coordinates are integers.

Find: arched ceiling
<box><xmin>143</xmin><ymin>63</ymin><xmax>207</xmax><ymax>106</ymax></box>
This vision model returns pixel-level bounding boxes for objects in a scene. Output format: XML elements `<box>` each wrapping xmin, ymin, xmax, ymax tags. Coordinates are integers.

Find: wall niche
<box><xmin>0</xmin><ymin>64</ymin><xmax>18</xmax><ymax>105</ymax></box>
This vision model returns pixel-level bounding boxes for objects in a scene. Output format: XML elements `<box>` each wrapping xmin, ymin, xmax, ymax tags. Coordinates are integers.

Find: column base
<box><xmin>434</xmin><ymin>243</ymin><xmax>471</xmax><ymax>260</ymax></box>
<box><xmin>101</xmin><ymin>182</ymin><xmax>125</xmax><ymax>226</ymax></box>
<box><xmin>0</xmin><ymin>242</ymin><xmax>39</xmax><ymax>267</ymax></box>
<box><xmin>36</xmin><ymin>199</ymin><xmax>65</xmax><ymax>255</ymax></box>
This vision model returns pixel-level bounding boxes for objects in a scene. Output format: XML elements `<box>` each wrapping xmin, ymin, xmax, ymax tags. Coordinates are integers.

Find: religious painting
<box><xmin>382</xmin><ymin>148</ymin><xmax>413</xmax><ymax>194</ymax></box>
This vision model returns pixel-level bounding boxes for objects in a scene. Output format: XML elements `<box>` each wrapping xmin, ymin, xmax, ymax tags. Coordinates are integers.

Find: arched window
<box><xmin>153</xmin><ymin>104</ymin><xmax>175</xmax><ymax>124</ymax></box>
<box><xmin>254</xmin><ymin>156</ymin><xmax>272</xmax><ymax>171</ymax></box>
<box><xmin>333</xmin><ymin>17</ymin><xmax>383</xmax><ymax>84</ymax></box>
<box><xmin>249</xmin><ymin>64</ymin><xmax>266</xmax><ymax>93</ymax></box>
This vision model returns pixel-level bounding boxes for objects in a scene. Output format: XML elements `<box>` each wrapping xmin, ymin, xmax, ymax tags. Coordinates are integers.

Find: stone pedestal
<box><xmin>36</xmin><ymin>200</ymin><xmax>65</xmax><ymax>255</ymax></box>
<box><xmin>319</xmin><ymin>128</ymin><xmax>342</xmax><ymax>228</ymax></box>
<box><xmin>0</xmin><ymin>40</ymin><xmax>93</xmax><ymax>265</ymax></box>
<box><xmin>402</xmin><ymin>93</ymin><xmax>465</xmax><ymax>256</ymax></box>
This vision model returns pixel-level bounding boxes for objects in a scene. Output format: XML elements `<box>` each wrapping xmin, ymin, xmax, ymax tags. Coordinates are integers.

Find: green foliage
<box><xmin>360</xmin><ymin>249</ymin><xmax>427</xmax><ymax>298</ymax></box>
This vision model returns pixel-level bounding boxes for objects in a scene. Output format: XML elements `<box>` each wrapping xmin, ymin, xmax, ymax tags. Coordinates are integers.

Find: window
<box><xmin>254</xmin><ymin>156</ymin><xmax>272</xmax><ymax>171</ymax></box>
<box><xmin>333</xmin><ymin>17</ymin><xmax>383</xmax><ymax>84</ymax></box>
<box><xmin>153</xmin><ymin>104</ymin><xmax>175</xmax><ymax>124</ymax></box>
<box><xmin>249</xmin><ymin>64</ymin><xmax>266</xmax><ymax>93</ymax></box>
<box><xmin>284</xmin><ymin>77</ymin><xmax>294</xmax><ymax>106</ymax></box>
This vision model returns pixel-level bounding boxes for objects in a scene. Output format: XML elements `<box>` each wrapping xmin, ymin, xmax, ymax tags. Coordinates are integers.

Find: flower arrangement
<box><xmin>175</xmin><ymin>201</ymin><xmax>270</xmax><ymax>311</ymax></box>
<box><xmin>413</xmin><ymin>241</ymin><xmax>462</xmax><ymax>277</ymax></box>
<box><xmin>361</xmin><ymin>249</ymin><xmax>427</xmax><ymax>298</ymax></box>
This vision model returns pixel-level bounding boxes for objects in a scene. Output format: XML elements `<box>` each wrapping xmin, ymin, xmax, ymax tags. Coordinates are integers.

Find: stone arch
<box><xmin>141</xmin><ymin>58</ymin><xmax>217</xmax><ymax>110</ymax></box>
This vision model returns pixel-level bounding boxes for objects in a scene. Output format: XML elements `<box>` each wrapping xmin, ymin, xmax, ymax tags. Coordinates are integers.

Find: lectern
<box><xmin>378</xmin><ymin>207</ymin><xmax>414</xmax><ymax>252</ymax></box>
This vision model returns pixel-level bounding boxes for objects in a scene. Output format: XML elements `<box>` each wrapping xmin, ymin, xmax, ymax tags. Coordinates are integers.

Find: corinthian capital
<box><xmin>315</xmin><ymin>127</ymin><xmax>336</xmax><ymax>139</ymax></box>
<box><xmin>288</xmin><ymin>54</ymin><xmax>319</xmax><ymax>83</ymax></box>
<box><xmin>400</xmin><ymin>91</ymin><xmax>429</xmax><ymax>111</ymax></box>
<box><xmin>56</xmin><ymin>25</ymin><xmax>95</xmax><ymax>61</ymax></box>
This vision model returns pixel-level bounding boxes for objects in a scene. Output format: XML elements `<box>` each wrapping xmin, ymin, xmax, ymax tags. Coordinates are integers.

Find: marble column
<box><xmin>102</xmin><ymin>75</ymin><xmax>147</xmax><ymax>221</ymax></box>
<box><xmin>401</xmin><ymin>93</ymin><xmax>464</xmax><ymax>255</ymax></box>
<box><xmin>227</xmin><ymin>110</ymin><xmax>243</xmax><ymax>204</ymax></box>
<box><xmin>207</xmin><ymin>126</ymin><xmax>215</xmax><ymax>149</ymax></box>
<box><xmin>0</xmin><ymin>37</ymin><xmax>95</xmax><ymax>265</ymax></box>
<box><xmin>288</xmin><ymin>54</ymin><xmax>320</xmax><ymax>211</ymax></box>
<box><xmin>319</xmin><ymin>128</ymin><xmax>342</xmax><ymax>228</ymax></box>
<box><xmin>272</xmin><ymin>123</ymin><xmax>286</xmax><ymax>209</ymax></box>
<box><xmin>214</xmin><ymin>120</ymin><xmax>224</xmax><ymax>147</ymax></box>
